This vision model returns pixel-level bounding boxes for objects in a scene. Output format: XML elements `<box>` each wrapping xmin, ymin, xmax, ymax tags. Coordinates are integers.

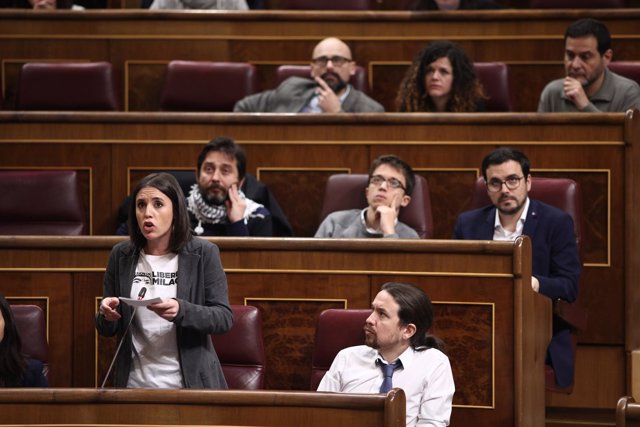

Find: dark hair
<box><xmin>197</xmin><ymin>136</ymin><xmax>247</xmax><ymax>181</ymax></box>
<box><xmin>381</xmin><ymin>282</ymin><xmax>445</xmax><ymax>352</ymax></box>
<box><xmin>128</xmin><ymin>172</ymin><xmax>192</xmax><ymax>253</ymax></box>
<box><xmin>0</xmin><ymin>294</ymin><xmax>28</xmax><ymax>387</ymax></box>
<box><xmin>565</xmin><ymin>18</ymin><xmax>611</xmax><ymax>56</ymax></box>
<box><xmin>396</xmin><ymin>40</ymin><xmax>486</xmax><ymax>112</ymax></box>
<box><xmin>368</xmin><ymin>154</ymin><xmax>416</xmax><ymax>196</ymax></box>
<box><xmin>481</xmin><ymin>147</ymin><xmax>530</xmax><ymax>181</ymax></box>
<box><xmin>412</xmin><ymin>0</ymin><xmax>478</xmax><ymax>9</ymax></box>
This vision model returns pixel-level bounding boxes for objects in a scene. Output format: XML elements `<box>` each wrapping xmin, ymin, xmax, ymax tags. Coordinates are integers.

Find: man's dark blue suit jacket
<box><xmin>453</xmin><ymin>198</ymin><xmax>581</xmax><ymax>388</ymax></box>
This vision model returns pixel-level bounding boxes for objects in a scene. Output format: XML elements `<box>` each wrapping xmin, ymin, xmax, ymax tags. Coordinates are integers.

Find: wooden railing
<box><xmin>0</xmin><ymin>387</ymin><xmax>406</xmax><ymax>427</ymax></box>
<box><xmin>1</xmin><ymin>9</ymin><xmax>640</xmax><ymax>111</ymax></box>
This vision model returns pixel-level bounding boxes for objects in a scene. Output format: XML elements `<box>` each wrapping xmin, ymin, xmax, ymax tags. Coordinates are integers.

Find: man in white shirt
<box><xmin>317</xmin><ymin>282</ymin><xmax>455</xmax><ymax>427</ymax></box>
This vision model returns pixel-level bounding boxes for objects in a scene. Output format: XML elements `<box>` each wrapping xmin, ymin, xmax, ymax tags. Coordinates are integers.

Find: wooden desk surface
<box><xmin>0</xmin><ymin>387</ymin><xmax>406</xmax><ymax>427</ymax></box>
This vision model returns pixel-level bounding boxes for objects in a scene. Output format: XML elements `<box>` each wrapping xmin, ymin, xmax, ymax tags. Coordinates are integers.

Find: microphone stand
<box><xmin>100</xmin><ymin>306</ymin><xmax>137</xmax><ymax>389</ymax></box>
<box><xmin>100</xmin><ymin>287</ymin><xmax>147</xmax><ymax>388</ymax></box>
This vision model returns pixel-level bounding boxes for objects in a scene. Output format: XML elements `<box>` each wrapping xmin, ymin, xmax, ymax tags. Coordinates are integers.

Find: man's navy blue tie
<box><xmin>378</xmin><ymin>359</ymin><xmax>402</xmax><ymax>393</ymax></box>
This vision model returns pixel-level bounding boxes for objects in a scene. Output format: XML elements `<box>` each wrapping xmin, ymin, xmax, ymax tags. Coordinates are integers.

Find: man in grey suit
<box><xmin>234</xmin><ymin>37</ymin><xmax>384</xmax><ymax>113</ymax></box>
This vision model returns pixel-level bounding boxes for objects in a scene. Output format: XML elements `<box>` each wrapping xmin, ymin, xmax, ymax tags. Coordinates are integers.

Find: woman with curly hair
<box><xmin>396</xmin><ymin>40</ymin><xmax>486</xmax><ymax>112</ymax></box>
<box><xmin>0</xmin><ymin>294</ymin><xmax>48</xmax><ymax>387</ymax></box>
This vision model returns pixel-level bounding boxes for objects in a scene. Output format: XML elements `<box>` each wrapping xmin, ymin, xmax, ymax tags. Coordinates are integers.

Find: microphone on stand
<box><xmin>100</xmin><ymin>287</ymin><xmax>147</xmax><ymax>388</ymax></box>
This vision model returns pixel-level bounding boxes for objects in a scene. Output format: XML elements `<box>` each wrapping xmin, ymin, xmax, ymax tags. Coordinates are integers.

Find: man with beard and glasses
<box><xmin>317</xmin><ymin>282</ymin><xmax>454</xmax><ymax>427</ymax></box>
<box><xmin>538</xmin><ymin>18</ymin><xmax>640</xmax><ymax>112</ymax></box>
<box><xmin>186</xmin><ymin>137</ymin><xmax>272</xmax><ymax>236</ymax></box>
<box><xmin>452</xmin><ymin>147</ymin><xmax>581</xmax><ymax>389</ymax></box>
<box><xmin>233</xmin><ymin>37</ymin><xmax>384</xmax><ymax>113</ymax></box>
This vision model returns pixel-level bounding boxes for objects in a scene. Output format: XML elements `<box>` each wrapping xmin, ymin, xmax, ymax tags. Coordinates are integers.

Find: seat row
<box><xmin>0</xmin><ymin>169</ymin><xmax>582</xmax><ymax>243</ymax></box>
<box><xmin>0</xmin><ymin>169</ymin><xmax>586</xmax><ymax>392</ymax></box>
<box><xmin>1</xmin><ymin>60</ymin><xmax>513</xmax><ymax>112</ymax></box>
<box><xmin>5</xmin><ymin>60</ymin><xmax>640</xmax><ymax>113</ymax></box>
<box><xmin>12</xmin><ymin>302</ymin><xmax>373</xmax><ymax>391</ymax></box>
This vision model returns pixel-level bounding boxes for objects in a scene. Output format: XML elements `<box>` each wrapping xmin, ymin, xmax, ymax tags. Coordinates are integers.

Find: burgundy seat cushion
<box><xmin>474</xmin><ymin>62</ymin><xmax>513</xmax><ymax>112</ymax></box>
<box><xmin>608</xmin><ymin>62</ymin><xmax>640</xmax><ymax>86</ymax></box>
<box><xmin>11</xmin><ymin>304</ymin><xmax>49</xmax><ymax>378</ymax></box>
<box><xmin>17</xmin><ymin>62</ymin><xmax>119</xmax><ymax>111</ymax></box>
<box><xmin>160</xmin><ymin>61</ymin><xmax>258</xmax><ymax>112</ymax></box>
<box><xmin>0</xmin><ymin>170</ymin><xmax>86</xmax><ymax>235</ymax></box>
<box><xmin>210</xmin><ymin>305</ymin><xmax>266</xmax><ymax>390</ymax></box>
<box><xmin>310</xmin><ymin>309</ymin><xmax>372</xmax><ymax>390</ymax></box>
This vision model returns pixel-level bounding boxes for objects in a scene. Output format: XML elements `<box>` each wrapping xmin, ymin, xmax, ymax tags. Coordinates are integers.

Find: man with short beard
<box><xmin>452</xmin><ymin>147</ymin><xmax>581</xmax><ymax>389</ymax></box>
<box><xmin>538</xmin><ymin>18</ymin><xmax>640</xmax><ymax>112</ymax></box>
<box><xmin>317</xmin><ymin>282</ymin><xmax>454</xmax><ymax>427</ymax></box>
<box><xmin>233</xmin><ymin>37</ymin><xmax>384</xmax><ymax>113</ymax></box>
<box><xmin>186</xmin><ymin>137</ymin><xmax>273</xmax><ymax>236</ymax></box>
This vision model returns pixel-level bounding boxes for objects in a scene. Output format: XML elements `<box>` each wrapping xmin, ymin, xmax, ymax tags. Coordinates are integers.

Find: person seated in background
<box><xmin>538</xmin><ymin>18</ymin><xmax>640</xmax><ymax>112</ymax></box>
<box><xmin>187</xmin><ymin>137</ymin><xmax>272</xmax><ymax>236</ymax></box>
<box><xmin>413</xmin><ymin>0</ymin><xmax>504</xmax><ymax>10</ymax></box>
<box><xmin>234</xmin><ymin>37</ymin><xmax>384</xmax><ymax>113</ymax></box>
<box><xmin>11</xmin><ymin>0</ymin><xmax>85</xmax><ymax>9</ymax></box>
<box><xmin>149</xmin><ymin>0</ymin><xmax>247</xmax><ymax>9</ymax></box>
<box><xmin>116</xmin><ymin>137</ymin><xmax>291</xmax><ymax>237</ymax></box>
<box><xmin>315</xmin><ymin>155</ymin><xmax>419</xmax><ymax>239</ymax></box>
<box><xmin>396</xmin><ymin>40</ymin><xmax>486</xmax><ymax>112</ymax></box>
<box><xmin>452</xmin><ymin>147</ymin><xmax>581</xmax><ymax>388</ymax></box>
<box><xmin>317</xmin><ymin>282</ymin><xmax>454</xmax><ymax>427</ymax></box>
<box><xmin>0</xmin><ymin>294</ymin><xmax>48</xmax><ymax>388</ymax></box>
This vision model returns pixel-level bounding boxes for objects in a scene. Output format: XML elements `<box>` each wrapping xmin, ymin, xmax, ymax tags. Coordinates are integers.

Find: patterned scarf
<box><xmin>186</xmin><ymin>184</ymin><xmax>265</xmax><ymax>235</ymax></box>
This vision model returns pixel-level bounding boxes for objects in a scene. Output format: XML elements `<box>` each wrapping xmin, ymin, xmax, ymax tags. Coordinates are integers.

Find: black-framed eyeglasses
<box><xmin>311</xmin><ymin>56</ymin><xmax>352</xmax><ymax>67</ymax></box>
<box><xmin>486</xmin><ymin>176</ymin><xmax>525</xmax><ymax>193</ymax></box>
<box><xmin>369</xmin><ymin>175</ymin><xmax>406</xmax><ymax>191</ymax></box>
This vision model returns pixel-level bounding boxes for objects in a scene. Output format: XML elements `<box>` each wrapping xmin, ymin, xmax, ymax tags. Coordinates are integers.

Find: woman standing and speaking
<box><xmin>96</xmin><ymin>172</ymin><xmax>233</xmax><ymax>389</ymax></box>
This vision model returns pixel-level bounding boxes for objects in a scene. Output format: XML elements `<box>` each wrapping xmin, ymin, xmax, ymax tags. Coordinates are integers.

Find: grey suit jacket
<box><xmin>96</xmin><ymin>237</ymin><xmax>233</xmax><ymax>389</ymax></box>
<box><xmin>234</xmin><ymin>76</ymin><xmax>385</xmax><ymax>113</ymax></box>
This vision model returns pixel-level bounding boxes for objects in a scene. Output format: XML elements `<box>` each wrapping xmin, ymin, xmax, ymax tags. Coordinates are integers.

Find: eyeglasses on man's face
<box><xmin>369</xmin><ymin>175</ymin><xmax>406</xmax><ymax>191</ymax></box>
<box><xmin>486</xmin><ymin>175</ymin><xmax>525</xmax><ymax>193</ymax></box>
<box><xmin>311</xmin><ymin>55</ymin><xmax>352</xmax><ymax>67</ymax></box>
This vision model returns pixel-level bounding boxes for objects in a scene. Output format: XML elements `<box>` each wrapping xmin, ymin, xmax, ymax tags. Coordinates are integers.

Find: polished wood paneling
<box><xmin>0</xmin><ymin>236</ymin><xmax>550</xmax><ymax>427</ymax></box>
<box><xmin>546</xmin><ymin>345</ymin><xmax>626</xmax><ymax>409</ymax></box>
<box><xmin>0</xmin><ymin>112</ymin><xmax>632</xmax><ymax>353</ymax></box>
<box><xmin>0</xmin><ymin>388</ymin><xmax>406</xmax><ymax>427</ymax></box>
<box><xmin>1</xmin><ymin>10</ymin><xmax>640</xmax><ymax>111</ymax></box>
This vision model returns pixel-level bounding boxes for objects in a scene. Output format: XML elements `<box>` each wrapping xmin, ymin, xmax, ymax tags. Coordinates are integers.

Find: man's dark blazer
<box><xmin>453</xmin><ymin>198</ymin><xmax>581</xmax><ymax>388</ymax></box>
<box><xmin>233</xmin><ymin>76</ymin><xmax>385</xmax><ymax>113</ymax></box>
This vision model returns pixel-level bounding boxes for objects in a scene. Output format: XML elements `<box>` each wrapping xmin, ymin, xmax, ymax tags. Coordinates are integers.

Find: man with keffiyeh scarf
<box><xmin>187</xmin><ymin>137</ymin><xmax>272</xmax><ymax>237</ymax></box>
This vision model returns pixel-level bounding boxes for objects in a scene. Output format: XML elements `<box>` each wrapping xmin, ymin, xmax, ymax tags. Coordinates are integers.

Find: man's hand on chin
<box><xmin>563</xmin><ymin>77</ymin><xmax>590</xmax><ymax>110</ymax></box>
<box><xmin>314</xmin><ymin>76</ymin><xmax>342</xmax><ymax>113</ymax></box>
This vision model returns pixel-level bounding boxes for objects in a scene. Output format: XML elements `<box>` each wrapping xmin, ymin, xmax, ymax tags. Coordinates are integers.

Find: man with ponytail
<box><xmin>317</xmin><ymin>282</ymin><xmax>454</xmax><ymax>427</ymax></box>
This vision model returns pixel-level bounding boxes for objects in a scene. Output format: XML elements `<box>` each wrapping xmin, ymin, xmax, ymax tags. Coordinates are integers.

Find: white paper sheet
<box><xmin>119</xmin><ymin>296</ymin><xmax>163</xmax><ymax>307</ymax></box>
